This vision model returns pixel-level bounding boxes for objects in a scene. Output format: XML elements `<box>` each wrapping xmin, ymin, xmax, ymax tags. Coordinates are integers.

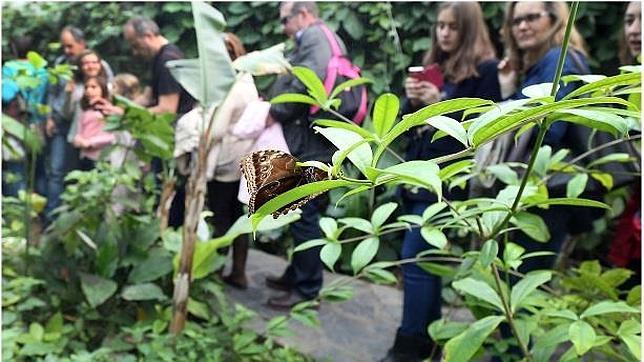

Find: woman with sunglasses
<box><xmin>500</xmin><ymin>3</ymin><xmax>590</xmax><ymax>273</ymax></box>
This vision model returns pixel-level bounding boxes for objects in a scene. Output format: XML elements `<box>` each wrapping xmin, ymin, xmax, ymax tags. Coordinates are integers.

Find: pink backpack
<box><xmin>309</xmin><ymin>24</ymin><xmax>368</xmax><ymax>125</ymax></box>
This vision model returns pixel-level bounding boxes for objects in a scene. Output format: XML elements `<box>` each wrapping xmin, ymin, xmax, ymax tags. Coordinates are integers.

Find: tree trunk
<box><xmin>169</xmin><ymin>129</ymin><xmax>210</xmax><ymax>334</ymax></box>
<box><xmin>156</xmin><ymin>177</ymin><xmax>176</xmax><ymax>231</ymax></box>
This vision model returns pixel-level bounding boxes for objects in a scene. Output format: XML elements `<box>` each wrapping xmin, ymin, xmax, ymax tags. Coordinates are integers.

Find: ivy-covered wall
<box><xmin>2</xmin><ymin>2</ymin><xmax>628</xmax><ymax>96</ymax></box>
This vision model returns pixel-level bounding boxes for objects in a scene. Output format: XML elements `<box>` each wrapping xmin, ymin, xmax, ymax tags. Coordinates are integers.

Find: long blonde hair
<box><xmin>501</xmin><ymin>2</ymin><xmax>587</xmax><ymax>74</ymax></box>
<box><xmin>423</xmin><ymin>2</ymin><xmax>496</xmax><ymax>84</ymax></box>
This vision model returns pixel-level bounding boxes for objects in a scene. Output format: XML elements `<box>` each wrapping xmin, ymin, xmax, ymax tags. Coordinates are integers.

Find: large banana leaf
<box><xmin>166</xmin><ymin>1</ymin><xmax>235</xmax><ymax>107</ymax></box>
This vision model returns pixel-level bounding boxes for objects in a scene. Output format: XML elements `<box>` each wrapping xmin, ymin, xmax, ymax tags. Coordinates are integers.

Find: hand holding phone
<box><xmin>408</xmin><ymin>64</ymin><xmax>444</xmax><ymax>90</ymax></box>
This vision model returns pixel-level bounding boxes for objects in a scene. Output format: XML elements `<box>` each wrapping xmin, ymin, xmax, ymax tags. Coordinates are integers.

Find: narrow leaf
<box><xmin>452</xmin><ymin>278</ymin><xmax>504</xmax><ymax>311</ymax></box>
<box><xmin>510</xmin><ymin>271</ymin><xmax>552</xmax><ymax>312</ymax></box>
<box><xmin>443</xmin><ymin>316</ymin><xmax>505</xmax><ymax>362</ymax></box>
<box><xmin>372</xmin><ymin>93</ymin><xmax>400</xmax><ymax>137</ymax></box>
<box><xmin>351</xmin><ymin>237</ymin><xmax>379</xmax><ymax>274</ymax></box>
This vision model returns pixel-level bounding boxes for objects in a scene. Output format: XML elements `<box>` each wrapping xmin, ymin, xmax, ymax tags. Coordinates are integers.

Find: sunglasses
<box><xmin>280</xmin><ymin>14</ymin><xmax>295</xmax><ymax>25</ymax></box>
<box><xmin>511</xmin><ymin>11</ymin><xmax>550</xmax><ymax>27</ymax></box>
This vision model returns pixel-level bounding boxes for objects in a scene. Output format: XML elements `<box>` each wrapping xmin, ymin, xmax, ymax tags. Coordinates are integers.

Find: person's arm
<box><xmin>149</xmin><ymin>93</ymin><xmax>179</xmax><ymax>114</ymax></box>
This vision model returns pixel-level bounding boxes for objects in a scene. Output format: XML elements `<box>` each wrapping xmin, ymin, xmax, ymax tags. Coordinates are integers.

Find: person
<box><xmin>2</xmin><ymin>35</ymin><xmax>49</xmax><ymax>198</ymax></box>
<box><xmin>619</xmin><ymin>1</ymin><xmax>641</xmax><ymax>66</ymax></box>
<box><xmin>383</xmin><ymin>3</ymin><xmax>502</xmax><ymax>361</ymax></box>
<box><xmin>263</xmin><ymin>1</ymin><xmax>352</xmax><ymax>310</ymax></box>
<box><xmin>45</xmin><ymin>26</ymin><xmax>113</xmax><ymax>222</ymax></box>
<box><xmin>72</xmin><ymin>76</ymin><xmax>115</xmax><ymax>171</ymax></box>
<box><xmin>500</xmin><ymin>1</ymin><xmax>590</xmax><ymax>274</ymax></box>
<box><xmin>112</xmin><ymin>73</ymin><xmax>143</xmax><ymax>102</ymax></box>
<box><xmin>97</xmin><ymin>16</ymin><xmax>197</xmax><ymax>228</ymax></box>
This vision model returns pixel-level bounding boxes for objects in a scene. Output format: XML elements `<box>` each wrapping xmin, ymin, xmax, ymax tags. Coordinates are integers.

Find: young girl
<box><xmin>72</xmin><ymin>76</ymin><xmax>115</xmax><ymax>170</ymax></box>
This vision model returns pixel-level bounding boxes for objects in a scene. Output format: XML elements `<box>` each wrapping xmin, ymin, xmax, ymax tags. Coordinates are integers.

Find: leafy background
<box><xmin>2</xmin><ymin>1</ymin><xmax>629</xmax><ymax>97</ymax></box>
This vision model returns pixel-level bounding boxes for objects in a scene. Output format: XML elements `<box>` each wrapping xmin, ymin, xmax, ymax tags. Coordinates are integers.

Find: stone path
<box><xmin>224</xmin><ymin>249</ymin><xmax>474</xmax><ymax>362</ymax></box>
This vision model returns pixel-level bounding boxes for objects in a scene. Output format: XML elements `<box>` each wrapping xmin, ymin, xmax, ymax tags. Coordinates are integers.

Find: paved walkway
<box><xmin>224</xmin><ymin>249</ymin><xmax>474</xmax><ymax>362</ymax></box>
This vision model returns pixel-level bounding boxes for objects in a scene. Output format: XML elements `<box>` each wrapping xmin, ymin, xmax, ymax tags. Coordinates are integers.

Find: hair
<box><xmin>113</xmin><ymin>73</ymin><xmax>141</xmax><ymax>100</ymax></box>
<box><xmin>74</xmin><ymin>49</ymin><xmax>107</xmax><ymax>83</ymax></box>
<box><xmin>423</xmin><ymin>2</ymin><xmax>496</xmax><ymax>84</ymax></box>
<box><xmin>223</xmin><ymin>32</ymin><xmax>247</xmax><ymax>61</ymax></box>
<box><xmin>618</xmin><ymin>2</ymin><xmax>640</xmax><ymax>65</ymax></box>
<box><xmin>80</xmin><ymin>76</ymin><xmax>109</xmax><ymax>110</ymax></box>
<box><xmin>9</xmin><ymin>35</ymin><xmax>33</xmax><ymax>59</ymax></box>
<box><xmin>285</xmin><ymin>2</ymin><xmax>319</xmax><ymax>18</ymax></box>
<box><xmin>501</xmin><ymin>2</ymin><xmax>587</xmax><ymax>74</ymax></box>
<box><xmin>61</xmin><ymin>25</ymin><xmax>85</xmax><ymax>43</ymax></box>
<box><xmin>125</xmin><ymin>17</ymin><xmax>160</xmax><ymax>37</ymax></box>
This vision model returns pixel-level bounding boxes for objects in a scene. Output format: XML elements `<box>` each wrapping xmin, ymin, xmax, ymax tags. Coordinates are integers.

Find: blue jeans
<box><xmin>45</xmin><ymin>126</ymin><xmax>74</xmax><ymax>221</ymax></box>
<box><xmin>2</xmin><ymin>160</ymin><xmax>26</xmax><ymax>197</ymax></box>
<box><xmin>282</xmin><ymin>197</ymin><xmax>325</xmax><ymax>299</ymax></box>
<box><xmin>399</xmin><ymin>200</ymin><xmax>442</xmax><ymax>338</ymax></box>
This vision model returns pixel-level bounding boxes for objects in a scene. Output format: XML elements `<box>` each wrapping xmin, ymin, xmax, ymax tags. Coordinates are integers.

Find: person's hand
<box><xmin>498</xmin><ymin>57</ymin><xmax>518</xmax><ymax>99</ymax></box>
<box><xmin>94</xmin><ymin>98</ymin><xmax>124</xmax><ymax>116</ymax></box>
<box><xmin>265</xmin><ymin>113</ymin><xmax>276</xmax><ymax>126</ymax></box>
<box><xmin>46</xmin><ymin>118</ymin><xmax>57</xmax><ymax>137</ymax></box>
<box><xmin>73</xmin><ymin>136</ymin><xmax>87</xmax><ymax>148</ymax></box>
<box><xmin>65</xmin><ymin>81</ymin><xmax>75</xmax><ymax>93</ymax></box>
<box><xmin>405</xmin><ymin>77</ymin><xmax>441</xmax><ymax>106</ymax></box>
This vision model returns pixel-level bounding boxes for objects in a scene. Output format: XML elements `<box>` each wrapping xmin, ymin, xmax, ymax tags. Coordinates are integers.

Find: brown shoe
<box><xmin>265</xmin><ymin>274</ymin><xmax>293</xmax><ymax>292</ymax></box>
<box><xmin>266</xmin><ymin>291</ymin><xmax>318</xmax><ymax>310</ymax></box>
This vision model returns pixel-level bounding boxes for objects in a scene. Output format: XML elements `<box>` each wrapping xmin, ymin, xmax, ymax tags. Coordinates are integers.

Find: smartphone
<box><xmin>408</xmin><ymin>64</ymin><xmax>444</xmax><ymax>89</ymax></box>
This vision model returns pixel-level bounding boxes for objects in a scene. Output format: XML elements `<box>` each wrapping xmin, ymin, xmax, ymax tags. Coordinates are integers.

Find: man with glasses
<box><xmin>263</xmin><ymin>1</ymin><xmax>353</xmax><ymax>309</ymax></box>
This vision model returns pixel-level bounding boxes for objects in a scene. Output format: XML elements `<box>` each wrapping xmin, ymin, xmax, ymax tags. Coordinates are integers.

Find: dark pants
<box><xmin>399</xmin><ymin>200</ymin><xmax>442</xmax><ymax>338</ymax></box>
<box><xmin>207</xmin><ymin>179</ymin><xmax>243</xmax><ymax>237</ymax></box>
<box><xmin>2</xmin><ymin>154</ymin><xmax>47</xmax><ymax>198</ymax></box>
<box><xmin>44</xmin><ymin>127</ymin><xmax>78</xmax><ymax>221</ymax></box>
<box><xmin>281</xmin><ymin>197</ymin><xmax>325</xmax><ymax>299</ymax></box>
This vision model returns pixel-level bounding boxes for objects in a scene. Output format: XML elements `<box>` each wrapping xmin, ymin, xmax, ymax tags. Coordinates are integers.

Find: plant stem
<box><xmin>491</xmin><ymin>264</ymin><xmax>532</xmax><ymax>360</ymax></box>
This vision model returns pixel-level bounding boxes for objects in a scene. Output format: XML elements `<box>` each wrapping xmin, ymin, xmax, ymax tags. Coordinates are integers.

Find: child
<box><xmin>72</xmin><ymin>76</ymin><xmax>115</xmax><ymax>170</ymax></box>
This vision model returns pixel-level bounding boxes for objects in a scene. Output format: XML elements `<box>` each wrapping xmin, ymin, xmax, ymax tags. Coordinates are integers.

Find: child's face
<box><xmin>84</xmin><ymin>79</ymin><xmax>103</xmax><ymax>102</ymax></box>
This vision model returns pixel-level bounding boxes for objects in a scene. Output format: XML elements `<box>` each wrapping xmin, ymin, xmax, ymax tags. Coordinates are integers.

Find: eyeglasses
<box><xmin>511</xmin><ymin>11</ymin><xmax>550</xmax><ymax>27</ymax></box>
<box><xmin>280</xmin><ymin>14</ymin><xmax>294</xmax><ymax>25</ymax></box>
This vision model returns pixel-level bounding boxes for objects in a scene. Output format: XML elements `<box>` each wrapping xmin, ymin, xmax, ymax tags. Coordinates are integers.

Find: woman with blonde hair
<box><xmin>384</xmin><ymin>3</ymin><xmax>502</xmax><ymax>361</ymax></box>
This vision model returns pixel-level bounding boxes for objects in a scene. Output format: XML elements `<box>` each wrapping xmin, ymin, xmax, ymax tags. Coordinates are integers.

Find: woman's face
<box><xmin>511</xmin><ymin>2</ymin><xmax>553</xmax><ymax>51</ymax></box>
<box><xmin>80</xmin><ymin>53</ymin><xmax>102</xmax><ymax>78</ymax></box>
<box><xmin>436</xmin><ymin>8</ymin><xmax>459</xmax><ymax>54</ymax></box>
<box><xmin>84</xmin><ymin>79</ymin><xmax>103</xmax><ymax>101</ymax></box>
<box><xmin>625</xmin><ymin>2</ymin><xmax>642</xmax><ymax>58</ymax></box>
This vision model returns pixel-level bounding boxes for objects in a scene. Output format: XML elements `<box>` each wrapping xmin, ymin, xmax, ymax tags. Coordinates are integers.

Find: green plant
<box><xmin>246</xmin><ymin>4</ymin><xmax>641</xmax><ymax>360</ymax></box>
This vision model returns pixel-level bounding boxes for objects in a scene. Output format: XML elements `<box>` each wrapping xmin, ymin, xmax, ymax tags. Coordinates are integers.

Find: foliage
<box><xmin>249</xmin><ymin>16</ymin><xmax>641</xmax><ymax>359</ymax></box>
<box><xmin>1</xmin><ymin>2</ymin><xmax>629</xmax><ymax>94</ymax></box>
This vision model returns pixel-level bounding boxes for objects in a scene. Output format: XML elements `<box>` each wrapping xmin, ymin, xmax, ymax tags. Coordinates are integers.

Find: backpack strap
<box><xmin>310</xmin><ymin>24</ymin><xmax>341</xmax><ymax>115</ymax></box>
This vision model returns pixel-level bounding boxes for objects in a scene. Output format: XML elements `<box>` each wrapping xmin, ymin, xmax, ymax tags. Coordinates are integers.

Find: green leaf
<box><xmin>2</xmin><ymin>114</ymin><xmax>43</xmax><ymax>152</ymax></box>
<box><xmin>232</xmin><ymin>42</ymin><xmax>291</xmax><ymax>76</ymax></box>
<box><xmin>374</xmin><ymin>98</ymin><xmax>492</xmax><ymax>164</ymax></box>
<box><xmin>330</xmin><ymin>77</ymin><xmax>372</xmax><ymax>100</ymax></box>
<box><xmin>313</xmin><ymin>119</ymin><xmax>374</xmax><ymax>139</ymax></box>
<box><xmin>370</xmin><ymin>202</ymin><xmax>397</xmax><ymax>230</ymax></box>
<box><xmin>378</xmin><ymin>161</ymin><xmax>442</xmax><ymax>200</ymax></box>
<box><xmin>121</xmin><ymin>283</ymin><xmax>167</xmax><ymax>301</ymax></box>
<box><xmin>617</xmin><ymin>319</ymin><xmax>641</xmax><ymax>360</ymax></box>
<box><xmin>545</xmin><ymin>309</ymin><xmax>579</xmax><ymax>321</ymax></box>
<box><xmin>293</xmin><ymin>238</ymin><xmax>327</xmax><ymax>253</ymax></box>
<box><xmin>418</xmin><ymin>262</ymin><xmax>455</xmax><ymax>277</ymax></box>
<box><xmin>467</xmin><ymin>98</ymin><xmax>540</xmax><ymax>142</ymax></box>
<box><xmin>566</xmin><ymin>173</ymin><xmax>588</xmax><ymax>198</ymax></box>
<box><xmin>339</xmin><ymin>217</ymin><xmax>373</xmax><ymax>233</ymax></box>
<box><xmin>319</xmin><ymin>217</ymin><xmax>338</xmax><ymax>239</ymax></box>
<box><xmin>479</xmin><ymin>240</ymin><xmax>498</xmax><ymax>268</ymax></box>
<box><xmin>127</xmin><ymin>249</ymin><xmax>173</xmax><ymax>284</ymax></box>
<box><xmin>438</xmin><ymin>159</ymin><xmax>474</xmax><ymax>180</ymax></box>
<box><xmin>510</xmin><ymin>211</ymin><xmax>550</xmax><ymax>243</ymax></box>
<box><xmin>563</xmin><ymin>72</ymin><xmax>642</xmax><ymax>100</ymax></box>
<box><xmin>45</xmin><ymin>313</ymin><xmax>63</xmax><ymax>335</ymax></box>
<box><xmin>580</xmin><ymin>301</ymin><xmax>640</xmax><ymax>319</ymax></box>
<box><xmin>503</xmin><ymin>242</ymin><xmax>525</xmax><ymax>270</ymax></box>
<box><xmin>320</xmin><ymin>243</ymin><xmax>341</xmax><ymax>271</ymax></box>
<box><xmin>351</xmin><ymin>237</ymin><xmax>379</xmax><ymax>274</ymax></box>
<box><xmin>426</xmin><ymin>115</ymin><xmax>468</xmax><ymax>147</ymax></box>
<box><xmin>315</xmin><ymin>126</ymin><xmax>372</xmax><ymax>173</ymax></box>
<box><xmin>187</xmin><ymin>297</ymin><xmax>210</xmax><ymax>320</ymax></box>
<box><xmin>372</xmin><ymin>93</ymin><xmax>400</xmax><ymax>138</ymax></box>
<box><xmin>421</xmin><ymin>202</ymin><xmax>448</xmax><ymax>222</ymax></box>
<box><xmin>552</xmin><ymin>109</ymin><xmax>628</xmax><ymax>137</ymax></box>
<box><xmin>587</xmin><ymin>153</ymin><xmax>634</xmax><ymax>168</ymax></box>
<box><xmin>363</xmin><ymin>267</ymin><xmax>397</xmax><ymax>285</ymax></box>
<box><xmin>523</xmin><ymin>197</ymin><xmax>609</xmax><ymax>209</ymax></box>
<box><xmin>487</xmin><ymin>164</ymin><xmax>519</xmax><ymax>185</ymax></box>
<box><xmin>443</xmin><ymin>316</ymin><xmax>505</xmax><ymax>362</ymax></box>
<box><xmin>27</xmin><ymin>51</ymin><xmax>47</xmax><ymax>69</ymax></box>
<box><xmin>191</xmin><ymin>238</ymin><xmax>225</xmax><ymax>280</ymax></box>
<box><xmin>79</xmin><ymin>273</ymin><xmax>118</xmax><ymax>308</ymax></box>
<box><xmin>452</xmin><ymin>278</ymin><xmax>504</xmax><ymax>311</ymax></box>
<box><xmin>29</xmin><ymin>322</ymin><xmax>44</xmax><ymax>341</ymax></box>
<box><xmin>510</xmin><ymin>271</ymin><xmax>551</xmax><ymax>312</ymax></box>
<box><xmin>568</xmin><ymin>320</ymin><xmax>596</xmax><ymax>355</ymax></box>
<box><xmin>292</xmin><ymin>66</ymin><xmax>328</xmax><ymax>104</ymax></box>
<box><xmin>420</xmin><ymin>227</ymin><xmax>448</xmax><ymax>249</ymax></box>
<box><xmin>250</xmin><ymin>179</ymin><xmax>355</xmax><ymax>231</ymax></box>
<box><xmin>590</xmin><ymin>172</ymin><xmax>614</xmax><ymax>190</ymax></box>
<box><xmin>428</xmin><ymin>319</ymin><xmax>468</xmax><ymax>341</ymax></box>
<box><xmin>270</xmin><ymin>93</ymin><xmax>318</xmax><ymax>106</ymax></box>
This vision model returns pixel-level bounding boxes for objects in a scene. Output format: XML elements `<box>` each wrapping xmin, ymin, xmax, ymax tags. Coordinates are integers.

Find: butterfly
<box><xmin>240</xmin><ymin>150</ymin><xmax>328</xmax><ymax>218</ymax></box>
